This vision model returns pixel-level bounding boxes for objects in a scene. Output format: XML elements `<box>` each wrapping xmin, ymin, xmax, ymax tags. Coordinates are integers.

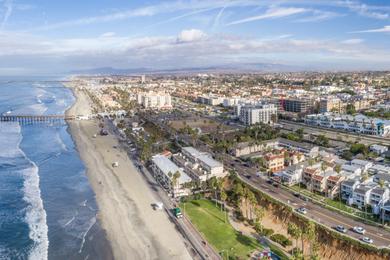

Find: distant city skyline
<box><xmin>0</xmin><ymin>0</ymin><xmax>389</xmax><ymax>75</ymax></box>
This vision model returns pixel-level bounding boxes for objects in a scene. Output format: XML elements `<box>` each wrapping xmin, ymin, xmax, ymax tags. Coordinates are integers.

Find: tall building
<box><xmin>320</xmin><ymin>97</ymin><xmax>345</xmax><ymax>113</ymax></box>
<box><xmin>281</xmin><ymin>98</ymin><xmax>312</xmax><ymax>113</ymax></box>
<box><xmin>136</xmin><ymin>92</ymin><xmax>172</xmax><ymax>109</ymax></box>
<box><xmin>238</xmin><ymin>104</ymin><xmax>277</xmax><ymax>125</ymax></box>
<box><xmin>141</xmin><ymin>75</ymin><xmax>146</xmax><ymax>84</ymax></box>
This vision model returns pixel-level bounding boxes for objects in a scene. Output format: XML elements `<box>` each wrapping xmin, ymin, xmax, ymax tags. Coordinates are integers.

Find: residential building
<box><xmin>173</xmin><ymin>147</ymin><xmax>226</xmax><ymax>182</ymax></box>
<box><xmin>137</xmin><ymin>92</ymin><xmax>172</xmax><ymax>109</ymax></box>
<box><xmin>351</xmin><ymin>183</ymin><xmax>376</xmax><ymax>208</ymax></box>
<box><xmin>280</xmin><ymin>98</ymin><xmax>312</xmax><ymax>113</ymax></box>
<box><xmin>151</xmin><ymin>154</ymin><xmax>192</xmax><ymax>197</ymax></box>
<box><xmin>351</xmin><ymin>159</ymin><xmax>373</xmax><ymax>173</ymax></box>
<box><xmin>197</xmin><ymin>94</ymin><xmax>224</xmax><ymax>106</ymax></box>
<box><xmin>305</xmin><ymin>113</ymin><xmax>390</xmax><ymax>137</ymax></box>
<box><xmin>370</xmin><ymin>144</ymin><xmax>388</xmax><ymax>155</ymax></box>
<box><xmin>369</xmin><ymin>165</ymin><xmax>390</xmax><ymax>176</ymax></box>
<box><xmin>320</xmin><ymin>97</ymin><xmax>345</xmax><ymax>113</ymax></box>
<box><xmin>264</xmin><ymin>152</ymin><xmax>285</xmax><ymax>173</ymax></box>
<box><xmin>341</xmin><ymin>164</ymin><xmax>362</xmax><ymax>177</ymax></box>
<box><xmin>238</xmin><ymin>104</ymin><xmax>277</xmax><ymax>125</ymax></box>
<box><xmin>341</xmin><ymin>178</ymin><xmax>360</xmax><ymax>201</ymax></box>
<box><xmin>280</xmin><ymin>163</ymin><xmax>306</xmax><ymax>186</ymax></box>
<box><xmin>326</xmin><ymin>174</ymin><xmax>346</xmax><ymax>199</ymax></box>
<box><xmin>369</xmin><ymin>187</ymin><xmax>389</xmax><ymax>207</ymax></box>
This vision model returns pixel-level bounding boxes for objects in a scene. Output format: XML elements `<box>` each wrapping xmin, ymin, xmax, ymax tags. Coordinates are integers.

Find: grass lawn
<box><xmin>181</xmin><ymin>200</ymin><xmax>261</xmax><ymax>259</ymax></box>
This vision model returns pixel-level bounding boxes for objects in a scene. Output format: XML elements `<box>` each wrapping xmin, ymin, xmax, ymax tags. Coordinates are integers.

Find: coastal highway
<box><xmin>177</xmin><ymin>133</ymin><xmax>390</xmax><ymax>249</ymax></box>
<box><xmin>225</xmin><ymin>156</ymin><xmax>390</xmax><ymax>248</ymax></box>
<box><xmin>106</xmin><ymin>119</ymin><xmax>221</xmax><ymax>260</ymax></box>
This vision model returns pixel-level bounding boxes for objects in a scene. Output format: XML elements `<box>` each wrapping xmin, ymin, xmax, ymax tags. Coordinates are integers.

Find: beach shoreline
<box><xmin>65</xmin><ymin>84</ymin><xmax>192</xmax><ymax>259</ymax></box>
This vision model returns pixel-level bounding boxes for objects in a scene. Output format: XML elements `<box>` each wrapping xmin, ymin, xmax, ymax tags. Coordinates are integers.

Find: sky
<box><xmin>0</xmin><ymin>0</ymin><xmax>389</xmax><ymax>75</ymax></box>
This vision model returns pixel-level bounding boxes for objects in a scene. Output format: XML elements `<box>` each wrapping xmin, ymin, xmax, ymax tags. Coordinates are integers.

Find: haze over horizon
<box><xmin>0</xmin><ymin>0</ymin><xmax>390</xmax><ymax>75</ymax></box>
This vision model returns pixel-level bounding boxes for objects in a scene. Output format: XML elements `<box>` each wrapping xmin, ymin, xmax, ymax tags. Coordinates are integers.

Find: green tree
<box><xmin>288</xmin><ymin>223</ymin><xmax>302</xmax><ymax>249</ymax></box>
<box><xmin>303</xmin><ymin>221</ymin><xmax>316</xmax><ymax>257</ymax></box>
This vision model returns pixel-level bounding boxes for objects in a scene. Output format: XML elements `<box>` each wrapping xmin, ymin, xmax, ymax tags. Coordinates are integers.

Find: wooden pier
<box><xmin>0</xmin><ymin>115</ymin><xmax>76</xmax><ymax>125</ymax></box>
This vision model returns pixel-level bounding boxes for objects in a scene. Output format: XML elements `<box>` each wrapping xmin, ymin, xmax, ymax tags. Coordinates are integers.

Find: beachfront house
<box><xmin>151</xmin><ymin>154</ymin><xmax>192</xmax><ymax>197</ymax></box>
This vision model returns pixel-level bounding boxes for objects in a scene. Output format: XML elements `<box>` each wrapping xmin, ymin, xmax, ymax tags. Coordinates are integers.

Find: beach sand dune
<box><xmin>67</xmin><ymin>88</ymin><xmax>192</xmax><ymax>260</ymax></box>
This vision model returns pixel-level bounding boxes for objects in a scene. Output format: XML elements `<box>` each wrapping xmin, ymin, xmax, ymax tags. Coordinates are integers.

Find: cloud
<box><xmin>341</xmin><ymin>38</ymin><xmax>364</xmax><ymax>44</ymax></box>
<box><xmin>295</xmin><ymin>10</ymin><xmax>341</xmax><ymax>22</ymax></box>
<box><xmin>227</xmin><ymin>7</ymin><xmax>308</xmax><ymax>25</ymax></box>
<box><xmin>351</xmin><ymin>25</ymin><xmax>390</xmax><ymax>33</ymax></box>
<box><xmin>100</xmin><ymin>32</ymin><xmax>116</xmax><ymax>38</ymax></box>
<box><xmin>342</xmin><ymin>0</ymin><xmax>389</xmax><ymax>20</ymax></box>
<box><xmin>1</xmin><ymin>0</ymin><xmax>13</xmax><ymax>29</ymax></box>
<box><xmin>177</xmin><ymin>29</ymin><xmax>207</xmax><ymax>43</ymax></box>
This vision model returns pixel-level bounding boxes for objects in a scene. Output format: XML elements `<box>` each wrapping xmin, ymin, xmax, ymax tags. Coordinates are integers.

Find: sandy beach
<box><xmin>66</xmin><ymin>87</ymin><xmax>192</xmax><ymax>260</ymax></box>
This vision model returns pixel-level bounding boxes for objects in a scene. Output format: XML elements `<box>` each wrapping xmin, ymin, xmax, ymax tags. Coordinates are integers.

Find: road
<box><xmin>106</xmin><ymin>119</ymin><xmax>221</xmax><ymax>260</ymax></box>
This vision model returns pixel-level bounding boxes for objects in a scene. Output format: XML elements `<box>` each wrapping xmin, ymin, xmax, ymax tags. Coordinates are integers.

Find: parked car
<box><xmin>361</xmin><ymin>237</ymin><xmax>373</xmax><ymax>244</ymax></box>
<box><xmin>293</xmin><ymin>192</ymin><xmax>300</xmax><ymax>197</ymax></box>
<box><xmin>296</xmin><ymin>207</ymin><xmax>307</xmax><ymax>214</ymax></box>
<box><xmin>353</xmin><ymin>226</ymin><xmax>366</xmax><ymax>235</ymax></box>
<box><xmin>335</xmin><ymin>225</ymin><xmax>347</xmax><ymax>233</ymax></box>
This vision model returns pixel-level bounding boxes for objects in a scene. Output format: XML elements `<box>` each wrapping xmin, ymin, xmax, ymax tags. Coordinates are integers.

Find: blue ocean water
<box><xmin>0</xmin><ymin>79</ymin><xmax>111</xmax><ymax>260</ymax></box>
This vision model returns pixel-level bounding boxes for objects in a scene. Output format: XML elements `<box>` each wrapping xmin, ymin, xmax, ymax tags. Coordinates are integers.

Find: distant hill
<box><xmin>69</xmin><ymin>63</ymin><xmax>305</xmax><ymax>75</ymax></box>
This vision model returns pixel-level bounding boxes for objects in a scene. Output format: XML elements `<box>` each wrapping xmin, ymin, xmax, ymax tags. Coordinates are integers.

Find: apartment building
<box><xmin>326</xmin><ymin>175</ymin><xmax>346</xmax><ymax>199</ymax></box>
<box><xmin>264</xmin><ymin>152</ymin><xmax>285</xmax><ymax>173</ymax></box>
<box><xmin>280</xmin><ymin>163</ymin><xmax>306</xmax><ymax>186</ymax></box>
<box><xmin>137</xmin><ymin>92</ymin><xmax>172</xmax><ymax>109</ymax></box>
<box><xmin>151</xmin><ymin>154</ymin><xmax>192</xmax><ymax>197</ymax></box>
<box><xmin>319</xmin><ymin>97</ymin><xmax>345</xmax><ymax>113</ymax></box>
<box><xmin>280</xmin><ymin>98</ymin><xmax>312</xmax><ymax>113</ymax></box>
<box><xmin>237</xmin><ymin>104</ymin><xmax>277</xmax><ymax>125</ymax></box>
<box><xmin>173</xmin><ymin>147</ymin><xmax>225</xmax><ymax>182</ymax></box>
<box><xmin>197</xmin><ymin>94</ymin><xmax>224</xmax><ymax>106</ymax></box>
<box><xmin>341</xmin><ymin>178</ymin><xmax>360</xmax><ymax>201</ymax></box>
<box><xmin>305</xmin><ymin>113</ymin><xmax>390</xmax><ymax>137</ymax></box>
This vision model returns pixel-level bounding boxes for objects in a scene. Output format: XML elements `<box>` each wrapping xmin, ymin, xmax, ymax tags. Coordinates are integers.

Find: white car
<box><xmin>353</xmin><ymin>226</ymin><xmax>366</xmax><ymax>235</ymax></box>
<box><xmin>296</xmin><ymin>207</ymin><xmax>307</xmax><ymax>214</ymax></box>
<box><xmin>335</xmin><ymin>225</ymin><xmax>347</xmax><ymax>233</ymax></box>
<box><xmin>361</xmin><ymin>237</ymin><xmax>373</xmax><ymax>244</ymax></box>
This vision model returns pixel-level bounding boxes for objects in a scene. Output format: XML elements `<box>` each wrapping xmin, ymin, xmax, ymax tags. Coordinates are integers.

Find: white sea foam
<box><xmin>78</xmin><ymin>216</ymin><xmax>96</xmax><ymax>254</ymax></box>
<box><xmin>0</xmin><ymin>122</ymin><xmax>49</xmax><ymax>260</ymax></box>
<box><xmin>21</xmin><ymin>163</ymin><xmax>49</xmax><ymax>260</ymax></box>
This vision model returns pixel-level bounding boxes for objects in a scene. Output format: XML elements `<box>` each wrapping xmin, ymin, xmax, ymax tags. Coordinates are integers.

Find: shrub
<box><xmin>270</xmin><ymin>234</ymin><xmax>292</xmax><ymax>247</ymax></box>
<box><xmin>260</xmin><ymin>228</ymin><xmax>275</xmax><ymax>237</ymax></box>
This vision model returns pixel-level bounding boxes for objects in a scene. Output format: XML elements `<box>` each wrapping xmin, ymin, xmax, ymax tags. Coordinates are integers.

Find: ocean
<box><xmin>0</xmin><ymin>78</ymin><xmax>112</xmax><ymax>260</ymax></box>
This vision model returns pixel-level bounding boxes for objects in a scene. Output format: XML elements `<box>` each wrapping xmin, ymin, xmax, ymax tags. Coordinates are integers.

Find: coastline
<box><xmin>65</xmin><ymin>84</ymin><xmax>192</xmax><ymax>259</ymax></box>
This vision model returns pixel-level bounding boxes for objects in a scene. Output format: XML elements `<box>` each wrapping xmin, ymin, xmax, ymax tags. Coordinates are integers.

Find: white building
<box><xmin>137</xmin><ymin>92</ymin><xmax>172</xmax><ymax>109</ymax></box>
<box><xmin>351</xmin><ymin>183</ymin><xmax>376</xmax><ymax>208</ymax></box>
<box><xmin>305</xmin><ymin>113</ymin><xmax>390</xmax><ymax>137</ymax></box>
<box><xmin>173</xmin><ymin>147</ymin><xmax>226</xmax><ymax>182</ymax></box>
<box><xmin>237</xmin><ymin>104</ymin><xmax>277</xmax><ymax>125</ymax></box>
<box><xmin>280</xmin><ymin>163</ymin><xmax>306</xmax><ymax>186</ymax></box>
<box><xmin>370</xmin><ymin>144</ymin><xmax>388</xmax><ymax>155</ymax></box>
<box><xmin>151</xmin><ymin>154</ymin><xmax>192</xmax><ymax>197</ymax></box>
<box><xmin>341</xmin><ymin>178</ymin><xmax>360</xmax><ymax>201</ymax></box>
<box><xmin>197</xmin><ymin>94</ymin><xmax>224</xmax><ymax>106</ymax></box>
<box><xmin>351</xmin><ymin>159</ymin><xmax>373</xmax><ymax>174</ymax></box>
<box><xmin>341</xmin><ymin>164</ymin><xmax>362</xmax><ymax>177</ymax></box>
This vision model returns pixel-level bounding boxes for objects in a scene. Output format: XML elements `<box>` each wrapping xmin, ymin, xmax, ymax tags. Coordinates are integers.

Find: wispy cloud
<box><xmin>351</xmin><ymin>25</ymin><xmax>390</xmax><ymax>33</ymax></box>
<box><xmin>1</xmin><ymin>0</ymin><xmax>13</xmax><ymax>29</ymax></box>
<box><xmin>227</xmin><ymin>7</ymin><xmax>308</xmax><ymax>25</ymax></box>
<box><xmin>341</xmin><ymin>0</ymin><xmax>389</xmax><ymax>20</ymax></box>
<box><xmin>295</xmin><ymin>10</ymin><xmax>341</xmax><ymax>22</ymax></box>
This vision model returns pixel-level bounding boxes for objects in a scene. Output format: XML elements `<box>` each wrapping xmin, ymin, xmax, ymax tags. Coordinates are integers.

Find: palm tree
<box><xmin>303</xmin><ymin>221</ymin><xmax>316</xmax><ymax>257</ymax></box>
<box><xmin>288</xmin><ymin>223</ymin><xmax>302</xmax><ymax>251</ymax></box>
<box><xmin>379</xmin><ymin>179</ymin><xmax>385</xmax><ymax>188</ymax></box>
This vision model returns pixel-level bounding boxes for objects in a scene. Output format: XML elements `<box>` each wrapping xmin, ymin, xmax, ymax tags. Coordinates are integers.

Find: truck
<box><xmin>173</xmin><ymin>207</ymin><xmax>183</xmax><ymax>218</ymax></box>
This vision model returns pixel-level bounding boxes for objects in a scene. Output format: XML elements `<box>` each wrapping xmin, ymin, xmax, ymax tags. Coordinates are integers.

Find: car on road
<box><xmin>353</xmin><ymin>226</ymin><xmax>366</xmax><ymax>235</ymax></box>
<box><xmin>293</xmin><ymin>192</ymin><xmax>300</xmax><ymax>197</ymax></box>
<box><xmin>245</xmin><ymin>175</ymin><xmax>252</xmax><ymax>179</ymax></box>
<box><xmin>296</xmin><ymin>207</ymin><xmax>307</xmax><ymax>214</ymax></box>
<box><xmin>272</xmin><ymin>182</ymin><xmax>279</xmax><ymax>188</ymax></box>
<box><xmin>335</xmin><ymin>225</ymin><xmax>347</xmax><ymax>233</ymax></box>
<box><xmin>361</xmin><ymin>237</ymin><xmax>373</xmax><ymax>244</ymax></box>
